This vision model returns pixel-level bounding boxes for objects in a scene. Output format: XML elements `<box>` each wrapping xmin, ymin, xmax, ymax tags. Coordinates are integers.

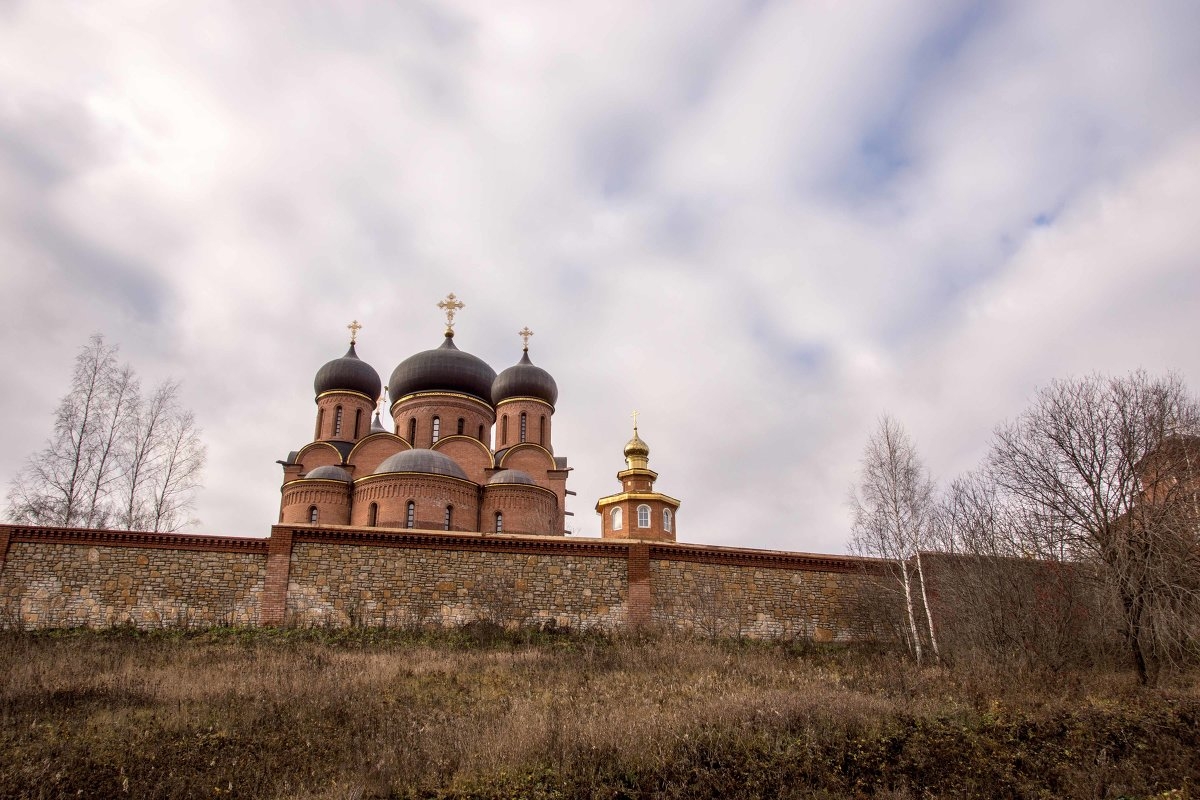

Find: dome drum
<box><xmin>351</xmin><ymin>474</ymin><xmax>479</xmax><ymax>530</ymax></box>
<box><xmin>391</xmin><ymin>394</ymin><xmax>495</xmax><ymax>450</ymax></box>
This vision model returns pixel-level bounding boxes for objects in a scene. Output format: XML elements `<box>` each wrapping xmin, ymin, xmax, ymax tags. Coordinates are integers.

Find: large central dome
<box><xmin>388</xmin><ymin>335</ymin><xmax>497</xmax><ymax>404</ymax></box>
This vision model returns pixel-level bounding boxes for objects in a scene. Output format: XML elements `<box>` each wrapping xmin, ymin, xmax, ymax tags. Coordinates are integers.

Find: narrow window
<box><xmin>637</xmin><ymin>504</ymin><xmax>651</xmax><ymax>528</ymax></box>
<box><xmin>408</xmin><ymin>418</ymin><xmax>416</xmax><ymax>443</ymax></box>
<box><xmin>444</xmin><ymin>505</ymin><xmax>453</xmax><ymax>530</ymax></box>
<box><xmin>333</xmin><ymin>406</ymin><xmax>343</xmax><ymax>437</ymax></box>
<box><xmin>406</xmin><ymin>501</ymin><xmax>415</xmax><ymax>528</ymax></box>
<box><xmin>478</xmin><ymin>424</ymin><xmax>485</xmax><ymax>442</ymax></box>
<box><xmin>432</xmin><ymin>416</ymin><xmax>441</xmax><ymax>442</ymax></box>
<box><xmin>308</xmin><ymin>506</ymin><xmax>319</xmax><ymax>524</ymax></box>
<box><xmin>457</xmin><ymin>418</ymin><xmax>464</xmax><ymax>435</ymax></box>
<box><xmin>368</xmin><ymin>502</ymin><xmax>378</xmax><ymax>527</ymax></box>
<box><xmin>502</xmin><ymin>415</ymin><xmax>508</xmax><ymax>445</ymax></box>
<box><xmin>494</xmin><ymin>512</ymin><xmax>503</xmax><ymax>533</ymax></box>
<box><xmin>315</xmin><ymin>408</ymin><xmax>324</xmax><ymax>439</ymax></box>
<box><xmin>520</xmin><ymin>412</ymin><xmax>527</xmax><ymax>443</ymax></box>
<box><xmin>353</xmin><ymin>408</ymin><xmax>362</xmax><ymax>439</ymax></box>
<box><xmin>611</xmin><ymin>507</ymin><xmax>622</xmax><ymax>531</ymax></box>
<box><xmin>663</xmin><ymin>508</ymin><xmax>672</xmax><ymax>532</ymax></box>
<box><xmin>539</xmin><ymin>415</ymin><xmax>546</xmax><ymax>445</ymax></box>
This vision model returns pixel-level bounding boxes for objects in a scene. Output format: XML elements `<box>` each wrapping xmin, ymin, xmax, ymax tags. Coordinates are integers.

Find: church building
<box><xmin>277</xmin><ymin>294</ymin><xmax>680</xmax><ymax>541</ymax></box>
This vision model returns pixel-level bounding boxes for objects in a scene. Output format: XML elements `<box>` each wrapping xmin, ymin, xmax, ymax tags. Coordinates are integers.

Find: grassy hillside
<box><xmin>1</xmin><ymin>626</ymin><xmax>1197</xmax><ymax>799</ymax></box>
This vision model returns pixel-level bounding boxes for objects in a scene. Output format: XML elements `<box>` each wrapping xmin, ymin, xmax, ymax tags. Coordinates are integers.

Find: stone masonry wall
<box><xmin>286</xmin><ymin>541</ymin><xmax>628</xmax><ymax>629</ymax></box>
<box><xmin>648</xmin><ymin>548</ymin><xmax>876</xmax><ymax>642</ymax></box>
<box><xmin>0</xmin><ymin>538</ymin><xmax>266</xmax><ymax>627</ymax></box>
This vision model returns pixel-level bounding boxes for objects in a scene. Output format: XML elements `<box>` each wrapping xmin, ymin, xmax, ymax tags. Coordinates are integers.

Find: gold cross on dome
<box><xmin>631</xmin><ymin>410</ymin><xmax>639</xmax><ymax>432</ymax></box>
<box><xmin>347</xmin><ymin>319</ymin><xmax>363</xmax><ymax>344</ymax></box>
<box><xmin>518</xmin><ymin>326</ymin><xmax>534</xmax><ymax>350</ymax></box>
<box><xmin>437</xmin><ymin>293</ymin><xmax>465</xmax><ymax>333</ymax></box>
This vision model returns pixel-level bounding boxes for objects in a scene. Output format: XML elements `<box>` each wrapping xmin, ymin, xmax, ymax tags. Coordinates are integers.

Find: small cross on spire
<box><xmin>631</xmin><ymin>409</ymin><xmax>639</xmax><ymax>433</ymax></box>
<box><xmin>347</xmin><ymin>319</ymin><xmax>363</xmax><ymax>344</ymax></box>
<box><xmin>518</xmin><ymin>326</ymin><xmax>534</xmax><ymax>351</ymax></box>
<box><xmin>437</xmin><ymin>293</ymin><xmax>465</xmax><ymax>335</ymax></box>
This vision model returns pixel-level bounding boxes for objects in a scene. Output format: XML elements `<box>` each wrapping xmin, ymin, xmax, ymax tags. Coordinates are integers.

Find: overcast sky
<box><xmin>2</xmin><ymin>2</ymin><xmax>1199</xmax><ymax>554</ymax></box>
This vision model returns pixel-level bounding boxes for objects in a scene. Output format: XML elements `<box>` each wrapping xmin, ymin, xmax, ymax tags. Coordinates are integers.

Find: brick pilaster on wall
<box><xmin>627</xmin><ymin>540</ymin><xmax>651</xmax><ymax>627</ymax></box>
<box><xmin>262</xmin><ymin>527</ymin><xmax>295</xmax><ymax>626</ymax></box>
<box><xmin>0</xmin><ymin>526</ymin><xmax>11</xmax><ymax>573</ymax></box>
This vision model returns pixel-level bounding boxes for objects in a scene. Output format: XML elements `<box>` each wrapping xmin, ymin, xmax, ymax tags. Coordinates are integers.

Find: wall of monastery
<box><xmin>0</xmin><ymin>528</ymin><xmax>267</xmax><ymax>627</ymax></box>
<box><xmin>0</xmin><ymin>524</ymin><xmax>881</xmax><ymax>639</ymax></box>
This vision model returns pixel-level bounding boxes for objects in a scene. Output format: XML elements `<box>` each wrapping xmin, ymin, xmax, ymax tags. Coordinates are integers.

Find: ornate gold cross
<box><xmin>518</xmin><ymin>326</ymin><xmax>534</xmax><ymax>350</ymax></box>
<box><xmin>437</xmin><ymin>293</ymin><xmax>465</xmax><ymax>333</ymax></box>
<box><xmin>347</xmin><ymin>319</ymin><xmax>362</xmax><ymax>344</ymax></box>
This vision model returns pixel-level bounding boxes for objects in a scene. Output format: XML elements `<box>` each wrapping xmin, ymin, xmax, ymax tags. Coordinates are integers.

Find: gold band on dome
<box><xmin>495</xmin><ymin>396</ymin><xmax>555</xmax><ymax>410</ymax></box>
<box><xmin>353</xmin><ymin>471</ymin><xmax>478</xmax><ymax>489</ymax></box>
<box><xmin>316</xmin><ymin>390</ymin><xmax>376</xmax><ymax>402</ymax></box>
<box><xmin>595</xmin><ymin>491</ymin><xmax>681</xmax><ymax>507</ymax></box>
<box><xmin>389</xmin><ymin>391</ymin><xmax>496</xmax><ymax>414</ymax></box>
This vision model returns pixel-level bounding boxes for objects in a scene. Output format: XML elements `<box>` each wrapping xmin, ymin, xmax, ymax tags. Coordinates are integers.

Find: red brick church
<box><xmin>277</xmin><ymin>294</ymin><xmax>680</xmax><ymax>542</ymax></box>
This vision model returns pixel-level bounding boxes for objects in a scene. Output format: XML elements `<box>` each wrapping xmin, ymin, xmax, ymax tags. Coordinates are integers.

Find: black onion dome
<box><xmin>388</xmin><ymin>336</ymin><xmax>497</xmax><ymax>404</ymax></box>
<box><xmin>374</xmin><ymin>449</ymin><xmax>469</xmax><ymax>480</ymax></box>
<box><xmin>492</xmin><ymin>350</ymin><xmax>558</xmax><ymax>406</ymax></box>
<box><xmin>302</xmin><ymin>465</ymin><xmax>353</xmax><ymax>483</ymax></box>
<box><xmin>487</xmin><ymin>469</ymin><xmax>536</xmax><ymax>485</ymax></box>
<box><xmin>314</xmin><ymin>343</ymin><xmax>382</xmax><ymax>401</ymax></box>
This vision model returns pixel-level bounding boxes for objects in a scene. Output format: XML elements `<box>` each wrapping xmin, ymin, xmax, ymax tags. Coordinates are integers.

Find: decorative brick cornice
<box><xmin>281</xmin><ymin>525</ymin><xmax>630</xmax><ymax>559</ymax></box>
<box><xmin>0</xmin><ymin>524</ymin><xmax>269</xmax><ymax>555</ymax></box>
<box><xmin>646</xmin><ymin>541</ymin><xmax>880</xmax><ymax>574</ymax></box>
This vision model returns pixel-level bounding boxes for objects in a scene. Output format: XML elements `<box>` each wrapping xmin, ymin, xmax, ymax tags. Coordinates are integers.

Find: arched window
<box><xmin>353</xmin><ymin>408</ymin><xmax>362</xmax><ymax>439</ymax></box>
<box><xmin>457</xmin><ymin>418</ymin><xmax>464</xmax><ymax>435</ymax></box>
<box><xmin>368</xmin><ymin>503</ymin><xmax>378</xmax><ymax>527</ymax></box>
<box><xmin>444</xmin><ymin>505</ymin><xmax>453</xmax><ymax>530</ymax></box>
<box><xmin>663</xmin><ymin>508</ymin><xmax>672</xmax><ymax>532</ymax></box>
<box><xmin>408</xmin><ymin>418</ymin><xmax>416</xmax><ymax>443</ymax></box>
<box><xmin>333</xmin><ymin>406</ymin><xmax>343</xmax><ymax>437</ymax></box>
<box><xmin>637</xmin><ymin>504</ymin><xmax>651</xmax><ymax>528</ymax></box>
<box><xmin>494</xmin><ymin>512</ymin><xmax>503</xmax><ymax>533</ymax></box>
<box><xmin>308</xmin><ymin>506</ymin><xmax>319</xmax><ymax>524</ymax></box>
<box><xmin>502</xmin><ymin>415</ymin><xmax>508</xmax><ymax>445</ymax></box>
<box><xmin>432</xmin><ymin>416</ymin><xmax>440</xmax><ymax>442</ymax></box>
<box><xmin>406</xmin><ymin>501</ymin><xmax>415</xmax><ymax>529</ymax></box>
<box><xmin>519</xmin><ymin>412</ymin><xmax>527</xmax><ymax>443</ymax></box>
<box><xmin>539</xmin><ymin>415</ymin><xmax>546</xmax><ymax>445</ymax></box>
<box><xmin>315</xmin><ymin>408</ymin><xmax>324</xmax><ymax>439</ymax></box>
<box><xmin>611</xmin><ymin>507</ymin><xmax>622</xmax><ymax>531</ymax></box>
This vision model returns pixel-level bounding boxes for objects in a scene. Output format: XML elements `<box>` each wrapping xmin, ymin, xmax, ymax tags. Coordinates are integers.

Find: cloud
<box><xmin>1</xmin><ymin>1</ymin><xmax>1198</xmax><ymax>554</ymax></box>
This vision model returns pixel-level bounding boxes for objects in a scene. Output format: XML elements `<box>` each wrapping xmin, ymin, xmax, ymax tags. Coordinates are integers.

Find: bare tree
<box><xmin>6</xmin><ymin>335</ymin><xmax>207</xmax><ymax>532</ymax></box>
<box><xmin>848</xmin><ymin>415</ymin><xmax>939</xmax><ymax>663</ymax></box>
<box><xmin>987</xmin><ymin>371</ymin><xmax>1200</xmax><ymax>685</ymax></box>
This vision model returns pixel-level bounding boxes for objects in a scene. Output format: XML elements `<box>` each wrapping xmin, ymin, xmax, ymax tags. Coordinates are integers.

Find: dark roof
<box><xmin>314</xmin><ymin>342</ymin><xmax>382</xmax><ymax>401</ymax></box>
<box><xmin>374</xmin><ymin>448</ymin><xmax>469</xmax><ymax>480</ymax></box>
<box><xmin>302</xmin><ymin>465</ymin><xmax>353</xmax><ymax>483</ymax></box>
<box><xmin>492</xmin><ymin>350</ymin><xmax>558</xmax><ymax>406</ymax></box>
<box><xmin>388</xmin><ymin>336</ymin><xmax>496</xmax><ymax>404</ymax></box>
<box><xmin>370</xmin><ymin>412</ymin><xmax>388</xmax><ymax>433</ymax></box>
<box><xmin>487</xmin><ymin>469</ymin><xmax>536</xmax><ymax>485</ymax></box>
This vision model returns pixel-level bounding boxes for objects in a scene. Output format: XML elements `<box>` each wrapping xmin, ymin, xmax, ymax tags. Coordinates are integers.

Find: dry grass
<box><xmin>1</xmin><ymin>626</ymin><xmax>1198</xmax><ymax>799</ymax></box>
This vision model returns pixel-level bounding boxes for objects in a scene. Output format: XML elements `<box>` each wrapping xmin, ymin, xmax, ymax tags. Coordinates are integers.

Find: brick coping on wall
<box><xmin>0</xmin><ymin>524</ymin><xmax>270</xmax><ymax>558</ymax></box>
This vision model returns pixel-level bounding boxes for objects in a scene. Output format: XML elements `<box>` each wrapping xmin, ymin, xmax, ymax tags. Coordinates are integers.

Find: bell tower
<box><xmin>596</xmin><ymin>413</ymin><xmax>680</xmax><ymax>542</ymax></box>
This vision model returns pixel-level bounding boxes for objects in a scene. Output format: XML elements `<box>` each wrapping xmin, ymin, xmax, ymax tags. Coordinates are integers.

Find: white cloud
<box><xmin>1</xmin><ymin>1</ymin><xmax>1198</xmax><ymax>553</ymax></box>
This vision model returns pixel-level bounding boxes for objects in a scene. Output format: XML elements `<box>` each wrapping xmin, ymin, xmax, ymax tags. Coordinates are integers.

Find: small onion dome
<box><xmin>302</xmin><ymin>465</ymin><xmax>353</xmax><ymax>483</ymax></box>
<box><xmin>314</xmin><ymin>343</ymin><xmax>382</xmax><ymax>401</ymax></box>
<box><xmin>388</xmin><ymin>335</ymin><xmax>496</xmax><ymax>404</ymax></box>
<box><xmin>492</xmin><ymin>350</ymin><xmax>558</xmax><ymax>406</ymax></box>
<box><xmin>374</xmin><ymin>448</ymin><xmax>468</xmax><ymax>480</ymax></box>
<box><xmin>487</xmin><ymin>469</ymin><xmax>536</xmax><ymax>485</ymax></box>
<box><xmin>369</xmin><ymin>412</ymin><xmax>388</xmax><ymax>434</ymax></box>
<box><xmin>624</xmin><ymin>431</ymin><xmax>650</xmax><ymax>460</ymax></box>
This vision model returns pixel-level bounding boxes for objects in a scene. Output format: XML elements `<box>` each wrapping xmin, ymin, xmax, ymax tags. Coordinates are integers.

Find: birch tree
<box><xmin>6</xmin><ymin>335</ymin><xmax>207</xmax><ymax>532</ymax></box>
<box><xmin>848</xmin><ymin>415</ymin><xmax>939</xmax><ymax>663</ymax></box>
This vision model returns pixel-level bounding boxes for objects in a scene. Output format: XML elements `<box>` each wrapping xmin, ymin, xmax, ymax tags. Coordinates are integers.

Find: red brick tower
<box><xmin>596</xmin><ymin>415</ymin><xmax>680</xmax><ymax>542</ymax></box>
